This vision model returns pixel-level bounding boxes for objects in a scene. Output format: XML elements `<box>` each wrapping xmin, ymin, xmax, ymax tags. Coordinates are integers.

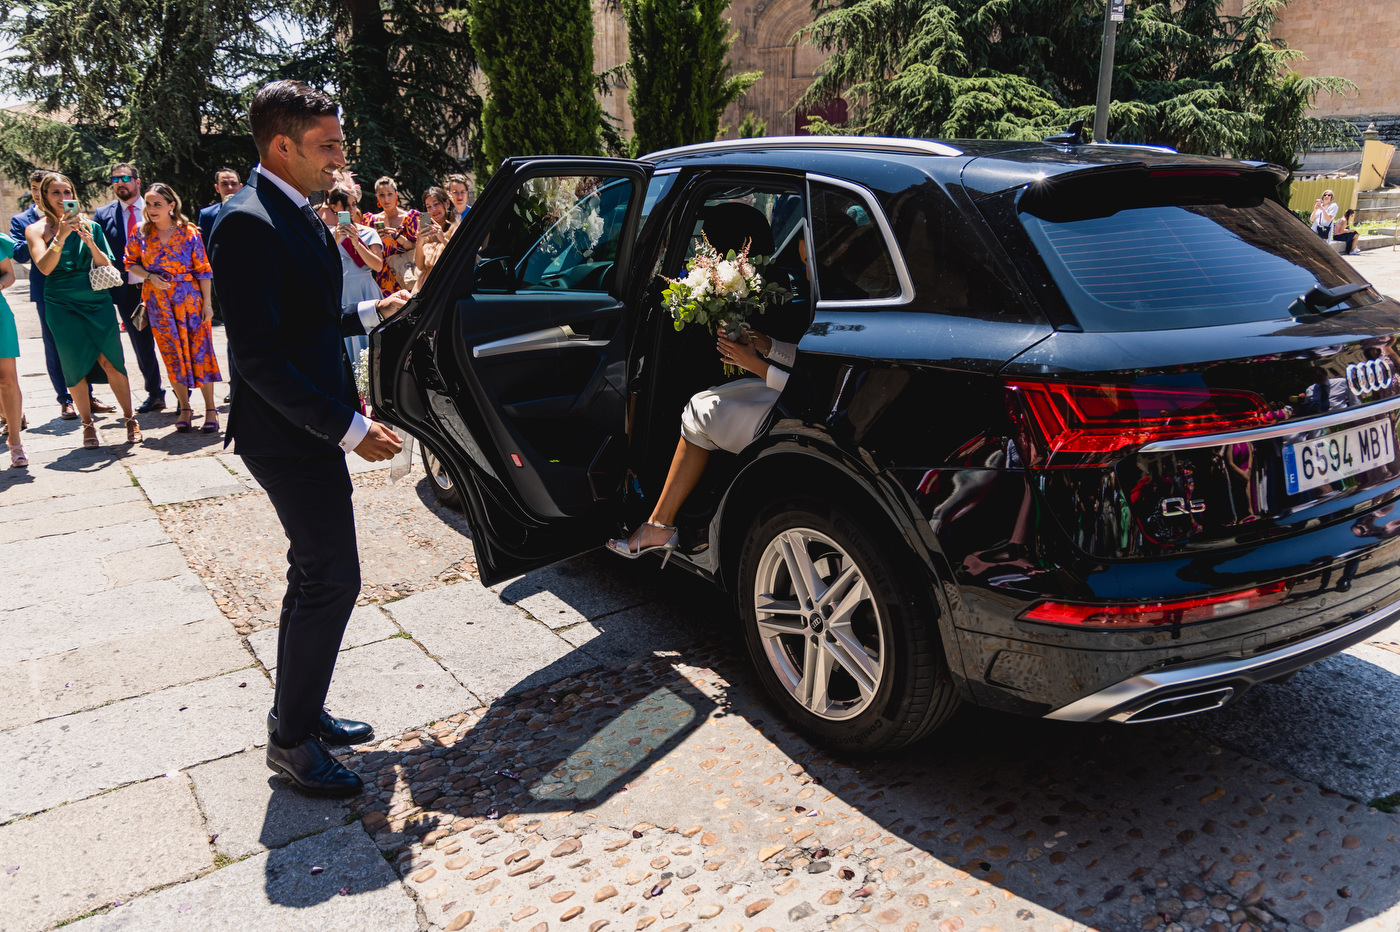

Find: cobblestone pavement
<box><xmin>3</xmin><ymin>253</ymin><xmax>1400</xmax><ymax>932</ymax></box>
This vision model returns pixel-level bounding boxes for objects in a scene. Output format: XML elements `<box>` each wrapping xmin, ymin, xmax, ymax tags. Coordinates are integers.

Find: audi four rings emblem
<box><xmin>1346</xmin><ymin>358</ymin><xmax>1394</xmax><ymax>397</ymax></box>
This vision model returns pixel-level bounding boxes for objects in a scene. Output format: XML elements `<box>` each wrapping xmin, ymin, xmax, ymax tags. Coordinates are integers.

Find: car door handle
<box><xmin>473</xmin><ymin>326</ymin><xmax>610</xmax><ymax>358</ymax></box>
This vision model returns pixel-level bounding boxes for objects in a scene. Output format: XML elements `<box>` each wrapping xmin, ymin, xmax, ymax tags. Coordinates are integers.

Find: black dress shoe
<box><xmin>266</xmin><ymin>735</ymin><xmax>364</xmax><ymax>797</ymax></box>
<box><xmin>135</xmin><ymin>394</ymin><xmax>166</xmax><ymax>413</ymax></box>
<box><xmin>267</xmin><ymin>709</ymin><xmax>375</xmax><ymax>746</ymax></box>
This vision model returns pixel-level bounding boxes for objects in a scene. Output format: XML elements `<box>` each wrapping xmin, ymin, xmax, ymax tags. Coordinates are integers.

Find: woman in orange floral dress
<box><xmin>123</xmin><ymin>183</ymin><xmax>222</xmax><ymax>433</ymax></box>
<box><xmin>363</xmin><ymin>176</ymin><xmax>420</xmax><ymax>296</ymax></box>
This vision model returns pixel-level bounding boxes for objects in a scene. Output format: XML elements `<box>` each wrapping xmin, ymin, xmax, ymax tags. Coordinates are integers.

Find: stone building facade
<box><xmin>593</xmin><ymin>0</ymin><xmax>827</xmax><ymax>147</ymax></box>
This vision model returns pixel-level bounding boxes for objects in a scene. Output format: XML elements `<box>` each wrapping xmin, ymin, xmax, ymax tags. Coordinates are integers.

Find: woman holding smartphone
<box><xmin>123</xmin><ymin>183</ymin><xmax>221</xmax><ymax>433</ymax></box>
<box><xmin>23</xmin><ymin>172</ymin><xmax>141</xmax><ymax>448</ymax></box>
<box><xmin>319</xmin><ymin>184</ymin><xmax>384</xmax><ymax>365</ymax></box>
<box><xmin>364</xmin><ymin>176</ymin><xmax>419</xmax><ymax>295</ymax></box>
<box><xmin>412</xmin><ymin>186</ymin><xmax>456</xmax><ymax>292</ymax></box>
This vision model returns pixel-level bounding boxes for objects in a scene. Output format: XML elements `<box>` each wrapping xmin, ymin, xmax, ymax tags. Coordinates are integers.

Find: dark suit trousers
<box><xmin>241</xmin><ymin>453</ymin><xmax>361</xmax><ymax>744</ymax></box>
<box><xmin>32</xmin><ymin>290</ymin><xmax>72</xmax><ymax>404</ymax></box>
<box><xmin>114</xmin><ymin>284</ymin><xmax>163</xmax><ymax>397</ymax></box>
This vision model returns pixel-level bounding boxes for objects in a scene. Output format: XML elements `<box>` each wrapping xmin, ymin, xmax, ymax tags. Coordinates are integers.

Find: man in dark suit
<box><xmin>94</xmin><ymin>162</ymin><xmax>166</xmax><ymax>413</ymax></box>
<box><xmin>198</xmin><ymin>167</ymin><xmax>243</xmax><ymax>329</ymax></box>
<box><xmin>10</xmin><ymin>169</ymin><xmax>106</xmax><ymax>419</ymax></box>
<box><xmin>208</xmin><ymin>79</ymin><xmax>409</xmax><ymax>797</ymax></box>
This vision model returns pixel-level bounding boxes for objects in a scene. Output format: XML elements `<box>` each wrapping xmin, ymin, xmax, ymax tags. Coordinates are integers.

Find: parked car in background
<box><xmin>370</xmin><ymin>136</ymin><xmax>1400</xmax><ymax>752</ymax></box>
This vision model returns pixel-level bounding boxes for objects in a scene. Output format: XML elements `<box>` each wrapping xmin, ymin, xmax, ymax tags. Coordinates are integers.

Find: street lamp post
<box><xmin>1093</xmin><ymin>0</ymin><xmax>1125</xmax><ymax>143</ymax></box>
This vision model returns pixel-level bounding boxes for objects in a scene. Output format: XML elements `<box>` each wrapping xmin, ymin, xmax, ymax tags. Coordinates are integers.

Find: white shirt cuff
<box><xmin>766</xmin><ymin>338</ymin><xmax>797</xmax><ymax>368</ymax></box>
<box><xmin>339</xmin><ymin>412</ymin><xmax>370</xmax><ymax>453</ymax></box>
<box><xmin>355</xmin><ymin>299</ymin><xmax>380</xmax><ymax>332</ymax></box>
<box><xmin>765</xmin><ymin>366</ymin><xmax>789</xmax><ymax>392</ymax></box>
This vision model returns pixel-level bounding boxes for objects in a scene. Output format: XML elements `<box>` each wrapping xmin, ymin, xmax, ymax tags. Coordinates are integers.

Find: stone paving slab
<box><xmin>66</xmin><ymin>823</ymin><xmax>419</xmax><ymax>932</ymax></box>
<box><xmin>130</xmin><ymin>457</ymin><xmax>249</xmax><ymax>506</ymax></box>
<box><xmin>103</xmin><ymin>541</ymin><xmax>193</xmax><ymax>587</ymax></box>
<box><xmin>560</xmin><ymin>598</ymin><xmax>711</xmax><ymax>669</ymax></box>
<box><xmin>246</xmin><ymin>605</ymin><xmax>402</xmax><ymax>670</ymax></box>
<box><xmin>0</xmin><ymin>574</ymin><xmax>223</xmax><ymax>665</ymax></box>
<box><xmin>0</xmin><ymin>499</ymin><xmax>155</xmax><ymax>545</ymax></box>
<box><xmin>0</xmin><ymin>449</ymin><xmax>136</xmax><ymax>506</ymax></box>
<box><xmin>489</xmin><ymin>550</ymin><xmax>660</xmax><ymax>630</ymax></box>
<box><xmin>384</xmin><ymin>581</ymin><xmax>598</xmax><ymax>701</ymax></box>
<box><xmin>0</xmin><ymin>775</ymin><xmax>210</xmax><ymax>932</ymax></box>
<box><xmin>0</xmin><ymin>670</ymin><xmax>273</xmax><ymax>822</ymax></box>
<box><xmin>0</xmin><ymin>484</ymin><xmax>144</xmax><ymax>525</ymax></box>
<box><xmin>0</xmin><ymin>618</ymin><xmax>252</xmax><ymax>732</ymax></box>
<box><xmin>323</xmin><ymin>636</ymin><xmax>482</xmax><ymax>739</ymax></box>
<box><xmin>0</xmin><ymin>517</ymin><xmax>166</xmax><ymax>575</ymax></box>
<box><xmin>188</xmin><ymin>750</ymin><xmax>351</xmax><ymax>860</ymax></box>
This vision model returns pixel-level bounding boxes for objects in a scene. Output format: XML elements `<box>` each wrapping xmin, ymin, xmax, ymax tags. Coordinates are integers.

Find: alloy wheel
<box><xmin>752</xmin><ymin>527</ymin><xmax>886</xmax><ymax>721</ymax></box>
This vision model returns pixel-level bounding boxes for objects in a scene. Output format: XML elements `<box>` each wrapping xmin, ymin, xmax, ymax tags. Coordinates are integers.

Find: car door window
<box><xmin>809</xmin><ymin>181</ymin><xmax>901</xmax><ymax>301</ymax></box>
<box><xmin>475</xmin><ymin>174</ymin><xmax>635</xmax><ymax>294</ymax></box>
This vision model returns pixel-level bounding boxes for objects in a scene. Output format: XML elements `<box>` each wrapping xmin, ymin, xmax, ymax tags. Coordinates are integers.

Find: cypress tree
<box><xmin>470</xmin><ymin>0</ymin><xmax>603</xmax><ymax>171</ymax></box>
<box><xmin>622</xmin><ymin>0</ymin><xmax>760</xmax><ymax>156</ymax></box>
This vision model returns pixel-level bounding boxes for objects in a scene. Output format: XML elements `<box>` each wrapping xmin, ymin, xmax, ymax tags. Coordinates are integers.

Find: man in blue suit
<box><xmin>198</xmin><ymin>167</ymin><xmax>243</xmax><ymax>328</ymax></box>
<box><xmin>9</xmin><ymin>170</ymin><xmax>107</xmax><ymax>419</ymax></box>
<box><xmin>93</xmin><ymin>162</ymin><xmax>165</xmax><ymax>413</ymax></box>
<box><xmin>209</xmin><ymin>80</ymin><xmax>409</xmax><ymax>796</ymax></box>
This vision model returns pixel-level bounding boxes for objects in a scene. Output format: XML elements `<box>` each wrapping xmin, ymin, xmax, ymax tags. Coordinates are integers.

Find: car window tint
<box><xmin>475</xmin><ymin>175</ymin><xmax>633</xmax><ymax>294</ymax></box>
<box><xmin>1019</xmin><ymin>194</ymin><xmax>1370</xmax><ymax>332</ymax></box>
<box><xmin>810</xmin><ymin>183</ymin><xmax>900</xmax><ymax>301</ymax></box>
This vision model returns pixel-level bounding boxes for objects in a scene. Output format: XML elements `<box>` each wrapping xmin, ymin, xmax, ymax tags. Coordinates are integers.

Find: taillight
<box><xmin>1005</xmin><ymin>381</ymin><xmax>1274</xmax><ymax>467</ymax></box>
<box><xmin>1020</xmin><ymin>580</ymin><xmax>1291</xmax><ymax>630</ymax></box>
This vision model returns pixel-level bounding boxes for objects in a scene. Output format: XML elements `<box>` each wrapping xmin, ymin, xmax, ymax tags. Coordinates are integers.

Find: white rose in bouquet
<box><xmin>683</xmin><ymin>266</ymin><xmax>710</xmax><ymax>295</ymax></box>
<box><xmin>715</xmin><ymin>260</ymin><xmax>749</xmax><ymax>297</ymax></box>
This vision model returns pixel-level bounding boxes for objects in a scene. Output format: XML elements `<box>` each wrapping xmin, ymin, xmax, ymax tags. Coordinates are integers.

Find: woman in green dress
<box><xmin>24</xmin><ymin>172</ymin><xmax>142</xmax><ymax>448</ymax></box>
<box><xmin>0</xmin><ymin>231</ymin><xmax>25</xmax><ymax>467</ymax></box>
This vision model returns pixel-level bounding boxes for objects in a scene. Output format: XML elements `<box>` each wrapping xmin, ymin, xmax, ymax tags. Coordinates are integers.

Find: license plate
<box><xmin>1283</xmin><ymin>417</ymin><xmax>1396</xmax><ymax>495</ymax></box>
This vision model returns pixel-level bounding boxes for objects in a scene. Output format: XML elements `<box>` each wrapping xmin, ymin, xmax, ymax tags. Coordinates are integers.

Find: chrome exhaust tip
<box><xmin>1109</xmin><ymin>687</ymin><xmax>1235</xmax><ymax>724</ymax></box>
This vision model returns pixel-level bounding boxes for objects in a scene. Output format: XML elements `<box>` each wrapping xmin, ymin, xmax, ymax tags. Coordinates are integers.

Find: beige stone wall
<box><xmin>1263</xmin><ymin>0</ymin><xmax>1400</xmax><ymax>119</ymax></box>
<box><xmin>594</xmin><ymin>0</ymin><xmax>820</xmax><ymax>147</ymax></box>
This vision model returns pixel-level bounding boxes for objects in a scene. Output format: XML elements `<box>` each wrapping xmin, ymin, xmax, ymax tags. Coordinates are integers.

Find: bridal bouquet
<box><xmin>662</xmin><ymin>235</ymin><xmax>790</xmax><ymax>373</ymax></box>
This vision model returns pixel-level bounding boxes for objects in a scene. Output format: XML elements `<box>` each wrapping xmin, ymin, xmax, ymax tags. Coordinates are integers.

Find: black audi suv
<box><xmin>370</xmin><ymin>136</ymin><xmax>1400</xmax><ymax>753</ymax></box>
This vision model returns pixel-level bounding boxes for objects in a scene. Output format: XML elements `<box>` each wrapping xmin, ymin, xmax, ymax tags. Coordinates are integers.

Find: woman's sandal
<box><xmin>80</xmin><ymin>419</ymin><xmax>99</xmax><ymax>449</ymax></box>
<box><xmin>8</xmin><ymin>444</ymin><xmax>27</xmax><ymax>468</ymax></box>
<box><xmin>125</xmin><ymin>416</ymin><xmax>143</xmax><ymax>444</ymax></box>
<box><xmin>605</xmin><ymin>521</ymin><xmax>679</xmax><ymax>568</ymax></box>
<box><xmin>175</xmin><ymin>406</ymin><xmax>194</xmax><ymax>433</ymax></box>
<box><xmin>0</xmin><ymin>413</ymin><xmax>28</xmax><ymax>438</ymax></box>
<box><xmin>201</xmin><ymin>407</ymin><xmax>220</xmax><ymax>434</ymax></box>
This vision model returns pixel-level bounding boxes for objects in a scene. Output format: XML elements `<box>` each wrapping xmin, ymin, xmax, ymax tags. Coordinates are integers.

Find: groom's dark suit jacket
<box><xmin>208</xmin><ymin>172</ymin><xmax>366</xmax><ymax>457</ymax></box>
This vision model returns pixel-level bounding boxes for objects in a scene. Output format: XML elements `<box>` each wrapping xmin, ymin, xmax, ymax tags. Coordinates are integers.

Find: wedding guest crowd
<box><xmin>1</xmin><ymin>161</ymin><xmax>471</xmax><ymax>467</ymax></box>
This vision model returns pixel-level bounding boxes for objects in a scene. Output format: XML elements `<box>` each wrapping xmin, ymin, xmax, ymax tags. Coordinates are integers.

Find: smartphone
<box><xmin>374</xmin><ymin>219</ymin><xmax>386</xmax><ymax>232</ymax></box>
<box><xmin>337</xmin><ymin>211</ymin><xmax>352</xmax><ymax>226</ymax></box>
<box><xmin>62</xmin><ymin>199</ymin><xmax>79</xmax><ymax>215</ymax></box>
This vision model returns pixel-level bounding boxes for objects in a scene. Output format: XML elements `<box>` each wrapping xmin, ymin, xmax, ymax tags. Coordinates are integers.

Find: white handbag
<box><xmin>88</xmin><ymin>263</ymin><xmax>123</xmax><ymax>291</ymax></box>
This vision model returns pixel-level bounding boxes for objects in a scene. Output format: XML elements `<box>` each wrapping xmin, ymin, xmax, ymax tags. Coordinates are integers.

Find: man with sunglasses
<box><xmin>93</xmin><ymin>162</ymin><xmax>166</xmax><ymax>413</ymax></box>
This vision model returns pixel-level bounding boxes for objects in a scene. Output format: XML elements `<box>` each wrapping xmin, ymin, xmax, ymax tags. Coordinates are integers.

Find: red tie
<box><xmin>126</xmin><ymin>204</ymin><xmax>138</xmax><ymax>239</ymax></box>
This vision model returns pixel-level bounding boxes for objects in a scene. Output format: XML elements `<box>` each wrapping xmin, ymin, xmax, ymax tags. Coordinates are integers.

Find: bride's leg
<box><xmin>631</xmin><ymin>437</ymin><xmax>710</xmax><ymax>549</ymax></box>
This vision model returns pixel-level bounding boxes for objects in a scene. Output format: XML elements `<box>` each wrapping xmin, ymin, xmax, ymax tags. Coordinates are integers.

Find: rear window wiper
<box><xmin>1288</xmin><ymin>282</ymin><xmax>1372</xmax><ymax>316</ymax></box>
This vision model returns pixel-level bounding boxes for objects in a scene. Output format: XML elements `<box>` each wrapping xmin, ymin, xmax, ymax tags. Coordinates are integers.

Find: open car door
<box><xmin>371</xmin><ymin>157</ymin><xmax>655</xmax><ymax>585</ymax></box>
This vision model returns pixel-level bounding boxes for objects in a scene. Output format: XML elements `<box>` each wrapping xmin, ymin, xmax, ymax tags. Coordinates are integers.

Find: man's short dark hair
<box><xmin>110</xmin><ymin>161</ymin><xmax>139</xmax><ymax>178</ymax></box>
<box><xmin>214</xmin><ymin>166</ymin><xmax>240</xmax><ymax>180</ymax></box>
<box><xmin>248</xmin><ymin>80</ymin><xmax>339</xmax><ymax>157</ymax></box>
<box><xmin>28</xmin><ymin>169</ymin><xmax>46</xmax><ymax>185</ymax></box>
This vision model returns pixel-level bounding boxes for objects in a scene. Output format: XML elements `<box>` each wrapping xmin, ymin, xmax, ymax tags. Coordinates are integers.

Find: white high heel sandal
<box><xmin>605</xmin><ymin>521</ymin><xmax>679</xmax><ymax>568</ymax></box>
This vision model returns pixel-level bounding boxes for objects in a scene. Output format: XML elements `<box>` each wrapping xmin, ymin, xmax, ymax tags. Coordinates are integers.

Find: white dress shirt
<box><xmin>116</xmin><ymin>195</ymin><xmax>146</xmax><ymax>284</ymax></box>
<box><xmin>254</xmin><ymin>164</ymin><xmax>380</xmax><ymax>454</ymax></box>
<box><xmin>764</xmin><ymin>337</ymin><xmax>798</xmax><ymax>391</ymax></box>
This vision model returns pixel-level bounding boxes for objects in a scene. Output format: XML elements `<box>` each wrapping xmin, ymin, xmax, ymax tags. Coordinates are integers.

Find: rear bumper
<box><xmin>1044</xmin><ymin>597</ymin><xmax>1400</xmax><ymax>723</ymax></box>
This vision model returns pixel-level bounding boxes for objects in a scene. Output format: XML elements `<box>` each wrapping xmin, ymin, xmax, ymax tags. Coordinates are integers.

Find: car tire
<box><xmin>421</xmin><ymin>447</ymin><xmax>463</xmax><ymax>510</ymax></box>
<box><xmin>737</xmin><ymin>499</ymin><xmax>960</xmax><ymax>753</ymax></box>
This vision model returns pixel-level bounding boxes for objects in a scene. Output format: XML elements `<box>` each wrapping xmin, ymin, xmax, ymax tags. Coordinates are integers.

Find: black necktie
<box><xmin>300</xmin><ymin>203</ymin><xmax>331</xmax><ymax>248</ymax></box>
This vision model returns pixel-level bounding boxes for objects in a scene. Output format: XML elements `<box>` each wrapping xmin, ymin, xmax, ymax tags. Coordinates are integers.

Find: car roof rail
<box><xmin>643</xmin><ymin>135</ymin><xmax>963</xmax><ymax>161</ymax></box>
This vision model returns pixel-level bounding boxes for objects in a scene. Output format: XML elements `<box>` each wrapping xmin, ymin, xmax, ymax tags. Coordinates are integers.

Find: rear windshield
<box><xmin>1019</xmin><ymin>182</ymin><xmax>1371</xmax><ymax>332</ymax></box>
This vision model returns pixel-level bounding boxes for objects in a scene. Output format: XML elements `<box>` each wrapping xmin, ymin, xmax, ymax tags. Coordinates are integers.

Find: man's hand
<box><xmin>353</xmin><ymin>422</ymin><xmax>403</xmax><ymax>462</ymax></box>
<box><xmin>376</xmin><ymin>289</ymin><xmax>413</xmax><ymax>321</ymax></box>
